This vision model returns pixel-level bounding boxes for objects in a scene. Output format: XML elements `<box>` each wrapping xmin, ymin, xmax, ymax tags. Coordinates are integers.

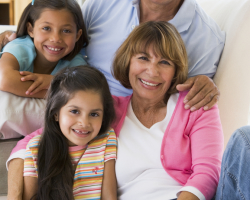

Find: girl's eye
<box><xmin>63</xmin><ymin>29</ymin><xmax>71</xmax><ymax>33</ymax></box>
<box><xmin>42</xmin><ymin>27</ymin><xmax>50</xmax><ymax>31</ymax></box>
<box><xmin>138</xmin><ymin>56</ymin><xmax>148</xmax><ymax>61</ymax></box>
<box><xmin>90</xmin><ymin>112</ymin><xmax>99</xmax><ymax>117</ymax></box>
<box><xmin>160</xmin><ymin>60</ymin><xmax>171</xmax><ymax>65</ymax></box>
<box><xmin>70</xmin><ymin>109</ymin><xmax>79</xmax><ymax>114</ymax></box>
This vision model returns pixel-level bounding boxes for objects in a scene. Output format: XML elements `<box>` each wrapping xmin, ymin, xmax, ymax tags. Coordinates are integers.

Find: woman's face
<box><xmin>129</xmin><ymin>46</ymin><xmax>176</xmax><ymax>103</ymax></box>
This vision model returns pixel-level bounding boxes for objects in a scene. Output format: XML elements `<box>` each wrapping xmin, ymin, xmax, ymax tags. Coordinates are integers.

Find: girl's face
<box><xmin>27</xmin><ymin>8</ymin><xmax>82</xmax><ymax>64</ymax></box>
<box><xmin>56</xmin><ymin>90</ymin><xmax>104</xmax><ymax>146</ymax></box>
<box><xmin>129</xmin><ymin>45</ymin><xmax>176</xmax><ymax>103</ymax></box>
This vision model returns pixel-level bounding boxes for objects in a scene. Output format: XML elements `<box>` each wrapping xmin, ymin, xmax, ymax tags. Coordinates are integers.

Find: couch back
<box><xmin>197</xmin><ymin>0</ymin><xmax>250</xmax><ymax>148</ymax></box>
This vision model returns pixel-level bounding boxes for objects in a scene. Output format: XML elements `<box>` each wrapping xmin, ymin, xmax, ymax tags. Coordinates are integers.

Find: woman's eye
<box><xmin>42</xmin><ymin>27</ymin><xmax>50</xmax><ymax>31</ymax></box>
<box><xmin>70</xmin><ymin>110</ymin><xmax>79</xmax><ymax>114</ymax></box>
<box><xmin>138</xmin><ymin>56</ymin><xmax>148</xmax><ymax>61</ymax></box>
<box><xmin>90</xmin><ymin>112</ymin><xmax>99</xmax><ymax>117</ymax></box>
<box><xmin>63</xmin><ymin>29</ymin><xmax>71</xmax><ymax>33</ymax></box>
<box><xmin>160</xmin><ymin>60</ymin><xmax>171</xmax><ymax>65</ymax></box>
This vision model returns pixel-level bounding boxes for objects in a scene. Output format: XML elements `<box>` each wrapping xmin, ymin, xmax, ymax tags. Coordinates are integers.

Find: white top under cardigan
<box><xmin>115</xmin><ymin>93</ymin><xmax>205</xmax><ymax>200</ymax></box>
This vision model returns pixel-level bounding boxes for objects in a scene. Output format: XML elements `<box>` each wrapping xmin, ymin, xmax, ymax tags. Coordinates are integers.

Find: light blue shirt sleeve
<box><xmin>0</xmin><ymin>35</ymin><xmax>36</xmax><ymax>72</ymax></box>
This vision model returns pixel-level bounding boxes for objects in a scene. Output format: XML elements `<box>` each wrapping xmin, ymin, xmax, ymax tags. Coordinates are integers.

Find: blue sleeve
<box><xmin>1</xmin><ymin>36</ymin><xmax>36</xmax><ymax>72</ymax></box>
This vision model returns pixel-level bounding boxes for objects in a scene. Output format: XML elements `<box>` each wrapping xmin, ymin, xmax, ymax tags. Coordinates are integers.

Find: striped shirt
<box><xmin>24</xmin><ymin>128</ymin><xmax>117</xmax><ymax>199</ymax></box>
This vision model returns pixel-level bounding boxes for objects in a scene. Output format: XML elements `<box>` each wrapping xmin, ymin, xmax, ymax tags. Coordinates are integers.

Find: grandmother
<box><xmin>112</xmin><ymin>21</ymin><xmax>224</xmax><ymax>200</ymax></box>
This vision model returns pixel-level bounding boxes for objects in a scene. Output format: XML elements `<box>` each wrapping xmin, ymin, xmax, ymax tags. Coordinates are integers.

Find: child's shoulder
<box><xmin>27</xmin><ymin>135</ymin><xmax>42</xmax><ymax>149</ymax></box>
<box><xmin>102</xmin><ymin>128</ymin><xmax>116</xmax><ymax>138</ymax></box>
<box><xmin>6</xmin><ymin>35</ymin><xmax>33</xmax><ymax>46</ymax></box>
<box><xmin>107</xmin><ymin>128</ymin><xmax>115</xmax><ymax>135</ymax></box>
<box><xmin>89</xmin><ymin>128</ymin><xmax>116</xmax><ymax>144</ymax></box>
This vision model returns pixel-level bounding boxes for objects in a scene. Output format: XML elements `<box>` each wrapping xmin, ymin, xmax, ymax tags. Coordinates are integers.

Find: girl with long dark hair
<box><xmin>23</xmin><ymin>65</ymin><xmax>117</xmax><ymax>200</ymax></box>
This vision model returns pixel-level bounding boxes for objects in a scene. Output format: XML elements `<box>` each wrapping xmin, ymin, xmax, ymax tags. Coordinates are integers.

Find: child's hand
<box><xmin>20</xmin><ymin>71</ymin><xmax>53</xmax><ymax>95</ymax></box>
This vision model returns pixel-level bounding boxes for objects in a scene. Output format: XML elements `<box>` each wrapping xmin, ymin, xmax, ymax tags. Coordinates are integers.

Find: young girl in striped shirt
<box><xmin>23</xmin><ymin>65</ymin><xmax>117</xmax><ymax>200</ymax></box>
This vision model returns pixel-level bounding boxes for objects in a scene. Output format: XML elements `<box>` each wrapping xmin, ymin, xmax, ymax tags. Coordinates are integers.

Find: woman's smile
<box><xmin>139</xmin><ymin>78</ymin><xmax>161</xmax><ymax>87</ymax></box>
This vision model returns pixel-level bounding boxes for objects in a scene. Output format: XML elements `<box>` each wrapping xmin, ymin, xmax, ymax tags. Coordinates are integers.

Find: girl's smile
<box><xmin>27</xmin><ymin>8</ymin><xmax>82</xmax><ymax>68</ymax></box>
<box><xmin>56</xmin><ymin>90</ymin><xmax>104</xmax><ymax>146</ymax></box>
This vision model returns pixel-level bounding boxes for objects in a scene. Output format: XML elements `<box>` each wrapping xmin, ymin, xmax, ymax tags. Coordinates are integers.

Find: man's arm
<box><xmin>177</xmin><ymin>75</ymin><xmax>219</xmax><ymax>111</ymax></box>
<box><xmin>7</xmin><ymin>158</ymin><xmax>24</xmax><ymax>200</ymax></box>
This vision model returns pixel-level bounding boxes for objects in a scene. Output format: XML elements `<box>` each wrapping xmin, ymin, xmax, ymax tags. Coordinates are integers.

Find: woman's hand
<box><xmin>20</xmin><ymin>71</ymin><xmax>53</xmax><ymax>95</ymax></box>
<box><xmin>176</xmin><ymin>75</ymin><xmax>219</xmax><ymax>111</ymax></box>
<box><xmin>177</xmin><ymin>191</ymin><xmax>199</xmax><ymax>200</ymax></box>
<box><xmin>0</xmin><ymin>31</ymin><xmax>16</xmax><ymax>50</ymax></box>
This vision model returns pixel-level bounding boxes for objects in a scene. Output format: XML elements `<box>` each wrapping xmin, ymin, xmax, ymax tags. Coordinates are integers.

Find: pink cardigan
<box><xmin>11</xmin><ymin>91</ymin><xmax>223</xmax><ymax>200</ymax></box>
<box><xmin>112</xmin><ymin>91</ymin><xmax>223</xmax><ymax>200</ymax></box>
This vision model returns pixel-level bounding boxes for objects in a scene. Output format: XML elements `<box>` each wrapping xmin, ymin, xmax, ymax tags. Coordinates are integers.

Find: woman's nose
<box><xmin>146</xmin><ymin>63</ymin><xmax>159</xmax><ymax>77</ymax></box>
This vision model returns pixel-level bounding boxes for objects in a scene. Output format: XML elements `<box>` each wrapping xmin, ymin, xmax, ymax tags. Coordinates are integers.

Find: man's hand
<box><xmin>20</xmin><ymin>71</ymin><xmax>53</xmax><ymax>95</ymax></box>
<box><xmin>0</xmin><ymin>31</ymin><xmax>16</xmax><ymax>50</ymax></box>
<box><xmin>176</xmin><ymin>75</ymin><xmax>220</xmax><ymax>111</ymax></box>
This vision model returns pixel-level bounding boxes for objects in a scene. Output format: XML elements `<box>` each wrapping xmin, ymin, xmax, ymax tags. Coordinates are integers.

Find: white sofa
<box><xmin>1</xmin><ymin>0</ymin><xmax>250</xmax><ymax>197</ymax></box>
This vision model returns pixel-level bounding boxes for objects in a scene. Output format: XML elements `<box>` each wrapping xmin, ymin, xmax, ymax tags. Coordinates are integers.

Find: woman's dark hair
<box><xmin>35</xmin><ymin>65</ymin><xmax>115</xmax><ymax>200</ymax></box>
<box><xmin>16</xmin><ymin>0</ymin><xmax>88</xmax><ymax>60</ymax></box>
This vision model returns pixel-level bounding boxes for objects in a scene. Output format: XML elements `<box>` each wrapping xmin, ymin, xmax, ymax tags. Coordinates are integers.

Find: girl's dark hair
<box><xmin>16</xmin><ymin>0</ymin><xmax>88</xmax><ymax>60</ymax></box>
<box><xmin>36</xmin><ymin>65</ymin><xmax>115</xmax><ymax>200</ymax></box>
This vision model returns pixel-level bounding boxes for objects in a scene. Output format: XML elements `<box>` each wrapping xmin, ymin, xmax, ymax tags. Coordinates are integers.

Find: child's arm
<box><xmin>0</xmin><ymin>53</ymin><xmax>47</xmax><ymax>98</ymax></box>
<box><xmin>22</xmin><ymin>136</ymin><xmax>41</xmax><ymax>200</ymax></box>
<box><xmin>20</xmin><ymin>71</ymin><xmax>53</xmax><ymax>95</ymax></box>
<box><xmin>23</xmin><ymin>177</ymin><xmax>38</xmax><ymax>200</ymax></box>
<box><xmin>101</xmin><ymin>159</ymin><xmax>117</xmax><ymax>200</ymax></box>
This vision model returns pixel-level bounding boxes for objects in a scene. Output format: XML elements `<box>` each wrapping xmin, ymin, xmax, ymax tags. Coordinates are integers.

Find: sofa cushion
<box><xmin>197</xmin><ymin>0</ymin><xmax>250</xmax><ymax>147</ymax></box>
<box><xmin>0</xmin><ymin>91</ymin><xmax>46</xmax><ymax>139</ymax></box>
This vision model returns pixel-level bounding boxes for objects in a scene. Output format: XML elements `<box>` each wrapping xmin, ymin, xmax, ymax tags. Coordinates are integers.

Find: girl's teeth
<box><xmin>48</xmin><ymin>47</ymin><xmax>61</xmax><ymax>51</ymax></box>
<box><xmin>140</xmin><ymin>79</ymin><xmax>158</xmax><ymax>86</ymax></box>
<box><xmin>74</xmin><ymin>129</ymin><xmax>89</xmax><ymax>134</ymax></box>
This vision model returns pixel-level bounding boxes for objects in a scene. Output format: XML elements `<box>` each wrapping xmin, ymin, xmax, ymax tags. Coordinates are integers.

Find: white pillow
<box><xmin>0</xmin><ymin>91</ymin><xmax>46</xmax><ymax>139</ymax></box>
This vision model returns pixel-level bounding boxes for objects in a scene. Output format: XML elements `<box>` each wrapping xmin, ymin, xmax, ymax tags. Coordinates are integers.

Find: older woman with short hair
<box><xmin>112</xmin><ymin>21</ymin><xmax>223</xmax><ymax>200</ymax></box>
